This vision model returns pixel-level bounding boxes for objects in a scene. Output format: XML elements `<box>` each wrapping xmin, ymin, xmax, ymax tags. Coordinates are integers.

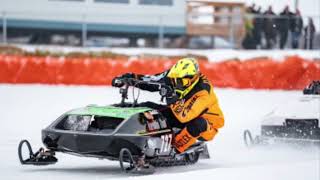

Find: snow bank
<box><xmin>16</xmin><ymin>44</ymin><xmax>320</xmax><ymax>62</ymax></box>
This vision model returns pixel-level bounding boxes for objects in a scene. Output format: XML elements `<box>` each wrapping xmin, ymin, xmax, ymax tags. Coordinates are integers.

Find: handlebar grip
<box><xmin>159</xmin><ymin>85</ymin><xmax>174</xmax><ymax>97</ymax></box>
<box><xmin>112</xmin><ymin>78</ymin><xmax>124</xmax><ymax>87</ymax></box>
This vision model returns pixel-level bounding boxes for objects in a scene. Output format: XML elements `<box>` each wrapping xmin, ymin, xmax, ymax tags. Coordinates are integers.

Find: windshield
<box><xmin>55</xmin><ymin>114</ymin><xmax>125</xmax><ymax>132</ymax></box>
<box><xmin>64</xmin><ymin>115</ymin><xmax>92</xmax><ymax>131</ymax></box>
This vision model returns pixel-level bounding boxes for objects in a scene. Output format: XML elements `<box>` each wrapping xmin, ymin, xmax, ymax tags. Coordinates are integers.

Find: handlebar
<box><xmin>113</xmin><ymin>77</ymin><xmax>176</xmax><ymax>106</ymax></box>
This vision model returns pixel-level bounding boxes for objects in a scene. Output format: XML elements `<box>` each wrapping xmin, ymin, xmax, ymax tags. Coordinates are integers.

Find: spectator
<box><xmin>263</xmin><ymin>6</ymin><xmax>277</xmax><ymax>49</ymax></box>
<box><xmin>242</xmin><ymin>4</ymin><xmax>257</xmax><ymax>49</ymax></box>
<box><xmin>304</xmin><ymin>18</ymin><xmax>316</xmax><ymax>49</ymax></box>
<box><xmin>252</xmin><ymin>6</ymin><xmax>263</xmax><ymax>48</ymax></box>
<box><xmin>277</xmin><ymin>6</ymin><xmax>293</xmax><ymax>49</ymax></box>
<box><xmin>242</xmin><ymin>16</ymin><xmax>256</xmax><ymax>49</ymax></box>
<box><xmin>290</xmin><ymin>9</ymin><xmax>303</xmax><ymax>49</ymax></box>
<box><xmin>246</xmin><ymin>3</ymin><xmax>257</xmax><ymax>14</ymax></box>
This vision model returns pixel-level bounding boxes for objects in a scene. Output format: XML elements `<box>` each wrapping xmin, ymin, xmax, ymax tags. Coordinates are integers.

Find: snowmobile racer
<box><xmin>112</xmin><ymin>58</ymin><xmax>224</xmax><ymax>153</ymax></box>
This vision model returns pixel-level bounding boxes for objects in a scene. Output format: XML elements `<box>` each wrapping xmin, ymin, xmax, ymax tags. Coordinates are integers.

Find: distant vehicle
<box><xmin>188</xmin><ymin>36</ymin><xmax>235</xmax><ymax>49</ymax></box>
<box><xmin>244</xmin><ymin>81</ymin><xmax>320</xmax><ymax>147</ymax></box>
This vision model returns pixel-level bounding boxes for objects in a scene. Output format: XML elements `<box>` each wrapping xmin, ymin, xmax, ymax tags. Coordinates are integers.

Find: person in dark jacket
<box><xmin>242</xmin><ymin>4</ymin><xmax>258</xmax><ymax>49</ymax></box>
<box><xmin>290</xmin><ymin>9</ymin><xmax>303</xmax><ymax>49</ymax></box>
<box><xmin>242</xmin><ymin>16</ymin><xmax>256</xmax><ymax>49</ymax></box>
<box><xmin>252</xmin><ymin>6</ymin><xmax>263</xmax><ymax>48</ymax></box>
<box><xmin>263</xmin><ymin>6</ymin><xmax>277</xmax><ymax>49</ymax></box>
<box><xmin>277</xmin><ymin>6</ymin><xmax>293</xmax><ymax>49</ymax></box>
<box><xmin>246</xmin><ymin>3</ymin><xmax>256</xmax><ymax>14</ymax></box>
<box><xmin>304</xmin><ymin>18</ymin><xmax>316</xmax><ymax>49</ymax></box>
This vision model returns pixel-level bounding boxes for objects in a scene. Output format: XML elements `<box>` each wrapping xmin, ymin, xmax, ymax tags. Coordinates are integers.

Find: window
<box><xmin>94</xmin><ymin>0</ymin><xmax>129</xmax><ymax>3</ymax></box>
<box><xmin>139</xmin><ymin>0</ymin><xmax>173</xmax><ymax>6</ymax></box>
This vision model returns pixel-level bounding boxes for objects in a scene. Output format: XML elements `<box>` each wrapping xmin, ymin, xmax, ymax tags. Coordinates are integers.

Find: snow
<box><xmin>16</xmin><ymin>44</ymin><xmax>320</xmax><ymax>62</ymax></box>
<box><xmin>0</xmin><ymin>84</ymin><xmax>319</xmax><ymax>180</ymax></box>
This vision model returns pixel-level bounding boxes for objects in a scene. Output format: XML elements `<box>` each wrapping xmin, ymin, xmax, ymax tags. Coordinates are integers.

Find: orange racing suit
<box><xmin>135</xmin><ymin>71</ymin><xmax>224</xmax><ymax>152</ymax></box>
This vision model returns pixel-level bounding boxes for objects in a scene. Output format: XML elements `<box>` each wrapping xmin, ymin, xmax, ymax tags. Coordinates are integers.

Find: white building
<box><xmin>1</xmin><ymin>0</ymin><xmax>319</xmax><ymax>47</ymax></box>
<box><xmin>0</xmin><ymin>0</ymin><xmax>187</xmax><ymax>45</ymax></box>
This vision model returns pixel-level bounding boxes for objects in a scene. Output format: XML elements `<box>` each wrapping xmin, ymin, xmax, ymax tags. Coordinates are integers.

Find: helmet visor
<box><xmin>171</xmin><ymin>77</ymin><xmax>191</xmax><ymax>91</ymax></box>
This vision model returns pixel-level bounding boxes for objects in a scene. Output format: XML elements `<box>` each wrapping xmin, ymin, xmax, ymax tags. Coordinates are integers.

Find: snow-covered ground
<box><xmin>17</xmin><ymin>44</ymin><xmax>320</xmax><ymax>62</ymax></box>
<box><xmin>0</xmin><ymin>84</ymin><xmax>319</xmax><ymax>180</ymax></box>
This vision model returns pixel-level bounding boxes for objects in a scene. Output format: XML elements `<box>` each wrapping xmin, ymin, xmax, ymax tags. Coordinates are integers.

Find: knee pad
<box><xmin>186</xmin><ymin>118</ymin><xmax>208</xmax><ymax>137</ymax></box>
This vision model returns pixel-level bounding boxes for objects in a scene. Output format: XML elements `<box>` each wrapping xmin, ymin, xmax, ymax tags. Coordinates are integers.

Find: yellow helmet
<box><xmin>167</xmin><ymin>58</ymin><xmax>200</xmax><ymax>98</ymax></box>
<box><xmin>168</xmin><ymin>57</ymin><xmax>199</xmax><ymax>79</ymax></box>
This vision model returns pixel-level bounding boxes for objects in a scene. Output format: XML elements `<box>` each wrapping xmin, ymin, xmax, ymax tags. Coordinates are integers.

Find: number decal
<box><xmin>160</xmin><ymin>134</ymin><xmax>172</xmax><ymax>153</ymax></box>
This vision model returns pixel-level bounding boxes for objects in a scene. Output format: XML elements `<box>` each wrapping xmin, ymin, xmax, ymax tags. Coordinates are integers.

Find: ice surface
<box><xmin>0</xmin><ymin>84</ymin><xmax>319</xmax><ymax>180</ymax></box>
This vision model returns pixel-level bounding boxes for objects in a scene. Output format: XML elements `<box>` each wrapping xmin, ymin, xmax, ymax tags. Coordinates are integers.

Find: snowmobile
<box><xmin>18</xmin><ymin>78</ymin><xmax>210</xmax><ymax>174</ymax></box>
<box><xmin>244</xmin><ymin>81</ymin><xmax>320</xmax><ymax>148</ymax></box>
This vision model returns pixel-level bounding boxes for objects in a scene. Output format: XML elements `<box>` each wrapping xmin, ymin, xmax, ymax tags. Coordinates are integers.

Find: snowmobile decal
<box><xmin>160</xmin><ymin>134</ymin><xmax>172</xmax><ymax>152</ymax></box>
<box><xmin>67</xmin><ymin>106</ymin><xmax>151</xmax><ymax>119</ymax></box>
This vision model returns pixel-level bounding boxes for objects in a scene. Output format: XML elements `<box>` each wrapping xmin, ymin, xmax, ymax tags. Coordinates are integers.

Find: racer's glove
<box><xmin>159</xmin><ymin>85</ymin><xmax>174</xmax><ymax>98</ymax></box>
<box><xmin>111</xmin><ymin>77</ymin><xmax>124</xmax><ymax>87</ymax></box>
<box><xmin>111</xmin><ymin>73</ymin><xmax>137</xmax><ymax>87</ymax></box>
<box><xmin>159</xmin><ymin>85</ymin><xmax>178</xmax><ymax>104</ymax></box>
<box><xmin>120</xmin><ymin>73</ymin><xmax>136</xmax><ymax>79</ymax></box>
<box><xmin>166</xmin><ymin>95</ymin><xmax>179</xmax><ymax>105</ymax></box>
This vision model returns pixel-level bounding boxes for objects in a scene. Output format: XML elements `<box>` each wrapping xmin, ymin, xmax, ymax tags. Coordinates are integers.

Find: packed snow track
<box><xmin>1</xmin><ymin>84</ymin><xmax>319</xmax><ymax>180</ymax></box>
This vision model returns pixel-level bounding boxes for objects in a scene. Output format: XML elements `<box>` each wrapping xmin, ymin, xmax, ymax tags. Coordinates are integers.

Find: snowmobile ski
<box><xmin>18</xmin><ymin>140</ymin><xmax>57</xmax><ymax>165</ymax></box>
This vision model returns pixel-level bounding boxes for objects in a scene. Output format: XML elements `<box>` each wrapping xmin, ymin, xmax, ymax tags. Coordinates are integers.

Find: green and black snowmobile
<box><xmin>18</xmin><ymin>78</ymin><xmax>210</xmax><ymax>174</ymax></box>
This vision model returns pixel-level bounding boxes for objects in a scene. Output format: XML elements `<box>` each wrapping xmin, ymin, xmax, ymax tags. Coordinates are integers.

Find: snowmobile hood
<box><xmin>66</xmin><ymin>105</ymin><xmax>151</xmax><ymax>119</ymax></box>
<box><xmin>262</xmin><ymin>96</ymin><xmax>320</xmax><ymax>126</ymax></box>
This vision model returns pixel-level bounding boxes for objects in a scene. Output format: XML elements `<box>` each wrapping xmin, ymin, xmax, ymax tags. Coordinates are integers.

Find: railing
<box><xmin>0</xmin><ymin>10</ymin><xmax>319</xmax><ymax>49</ymax></box>
<box><xmin>0</xmin><ymin>10</ymin><xmax>184</xmax><ymax>48</ymax></box>
<box><xmin>187</xmin><ymin>11</ymin><xmax>319</xmax><ymax>49</ymax></box>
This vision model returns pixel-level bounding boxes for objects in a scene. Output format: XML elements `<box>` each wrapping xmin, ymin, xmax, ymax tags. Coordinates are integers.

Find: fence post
<box><xmin>2</xmin><ymin>11</ymin><xmax>7</xmax><ymax>44</ymax></box>
<box><xmin>229</xmin><ymin>14</ymin><xmax>235</xmax><ymax>48</ymax></box>
<box><xmin>158</xmin><ymin>15</ymin><xmax>164</xmax><ymax>48</ymax></box>
<box><xmin>294</xmin><ymin>0</ymin><xmax>299</xmax><ymax>11</ymax></box>
<box><xmin>82</xmin><ymin>14</ymin><xmax>87</xmax><ymax>47</ymax></box>
<box><xmin>307</xmin><ymin>21</ymin><xmax>311</xmax><ymax>49</ymax></box>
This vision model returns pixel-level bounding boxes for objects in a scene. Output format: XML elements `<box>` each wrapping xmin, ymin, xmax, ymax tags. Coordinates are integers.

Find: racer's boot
<box><xmin>173</xmin><ymin>127</ymin><xmax>197</xmax><ymax>153</ymax></box>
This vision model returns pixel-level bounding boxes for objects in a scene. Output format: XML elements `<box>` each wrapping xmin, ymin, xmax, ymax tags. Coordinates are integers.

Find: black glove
<box><xmin>111</xmin><ymin>73</ymin><xmax>136</xmax><ymax>87</ymax></box>
<box><xmin>159</xmin><ymin>85</ymin><xmax>179</xmax><ymax>105</ymax></box>
<box><xmin>120</xmin><ymin>73</ymin><xmax>136</xmax><ymax>79</ymax></box>
<box><xmin>159</xmin><ymin>85</ymin><xmax>174</xmax><ymax>98</ymax></box>
<box><xmin>166</xmin><ymin>95</ymin><xmax>178</xmax><ymax>105</ymax></box>
<box><xmin>111</xmin><ymin>77</ymin><xmax>124</xmax><ymax>87</ymax></box>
